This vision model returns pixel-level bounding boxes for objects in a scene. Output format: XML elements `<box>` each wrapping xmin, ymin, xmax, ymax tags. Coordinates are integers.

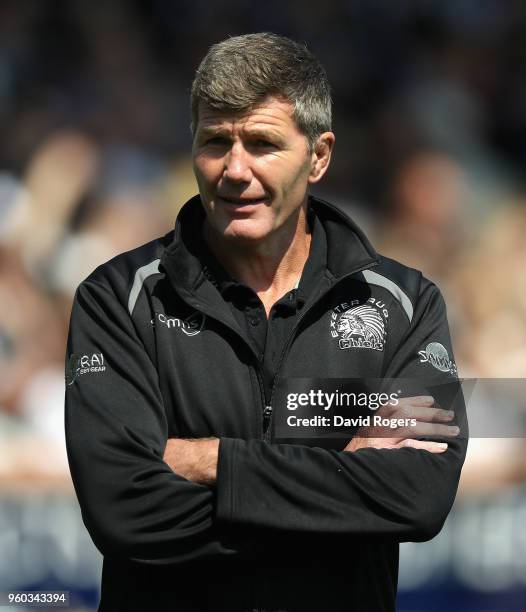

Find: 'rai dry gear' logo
<box><xmin>65</xmin><ymin>352</ymin><xmax>106</xmax><ymax>385</ymax></box>
<box><xmin>331</xmin><ymin>301</ymin><xmax>387</xmax><ymax>351</ymax></box>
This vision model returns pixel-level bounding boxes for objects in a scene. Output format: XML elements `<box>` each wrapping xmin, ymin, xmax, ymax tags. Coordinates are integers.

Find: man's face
<box><xmin>192</xmin><ymin>96</ymin><xmax>321</xmax><ymax>244</ymax></box>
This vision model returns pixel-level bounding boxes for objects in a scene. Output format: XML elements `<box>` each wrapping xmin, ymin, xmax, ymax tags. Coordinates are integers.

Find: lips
<box><xmin>218</xmin><ymin>196</ymin><xmax>267</xmax><ymax>205</ymax></box>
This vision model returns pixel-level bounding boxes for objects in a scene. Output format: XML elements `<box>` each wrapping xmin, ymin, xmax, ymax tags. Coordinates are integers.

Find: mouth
<box><xmin>218</xmin><ymin>195</ymin><xmax>268</xmax><ymax>204</ymax></box>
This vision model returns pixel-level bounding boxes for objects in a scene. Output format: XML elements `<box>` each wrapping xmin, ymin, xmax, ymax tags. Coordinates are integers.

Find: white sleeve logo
<box><xmin>418</xmin><ymin>342</ymin><xmax>457</xmax><ymax>376</ymax></box>
<box><xmin>65</xmin><ymin>352</ymin><xmax>106</xmax><ymax>385</ymax></box>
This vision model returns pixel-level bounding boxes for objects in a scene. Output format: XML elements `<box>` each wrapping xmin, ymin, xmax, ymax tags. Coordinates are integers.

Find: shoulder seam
<box><xmin>128</xmin><ymin>258</ymin><xmax>161</xmax><ymax>316</ymax></box>
<box><xmin>362</xmin><ymin>269</ymin><xmax>414</xmax><ymax>323</ymax></box>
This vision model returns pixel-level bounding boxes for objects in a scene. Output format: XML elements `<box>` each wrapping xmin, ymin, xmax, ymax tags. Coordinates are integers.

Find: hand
<box><xmin>163</xmin><ymin>437</ymin><xmax>219</xmax><ymax>485</ymax></box>
<box><xmin>344</xmin><ymin>395</ymin><xmax>459</xmax><ymax>454</ymax></box>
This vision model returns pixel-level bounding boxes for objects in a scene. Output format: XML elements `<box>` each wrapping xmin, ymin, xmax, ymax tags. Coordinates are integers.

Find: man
<box><xmin>65</xmin><ymin>33</ymin><xmax>467</xmax><ymax>611</ymax></box>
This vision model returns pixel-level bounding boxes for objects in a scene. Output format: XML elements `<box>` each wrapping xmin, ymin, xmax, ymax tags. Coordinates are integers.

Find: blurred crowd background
<box><xmin>1</xmin><ymin>1</ymin><xmax>526</xmax><ymax>610</ymax></box>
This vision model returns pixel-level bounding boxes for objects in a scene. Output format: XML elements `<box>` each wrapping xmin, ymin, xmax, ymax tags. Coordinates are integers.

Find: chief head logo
<box><xmin>333</xmin><ymin>304</ymin><xmax>385</xmax><ymax>351</ymax></box>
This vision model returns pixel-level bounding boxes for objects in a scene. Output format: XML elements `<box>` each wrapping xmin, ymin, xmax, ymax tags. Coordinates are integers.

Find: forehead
<box><xmin>196</xmin><ymin>96</ymin><xmax>301</xmax><ymax>134</ymax></box>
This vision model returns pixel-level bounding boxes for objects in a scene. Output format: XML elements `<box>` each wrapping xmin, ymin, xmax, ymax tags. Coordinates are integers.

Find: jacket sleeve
<box><xmin>65</xmin><ymin>277</ymin><xmax>237</xmax><ymax>564</ymax></box>
<box><xmin>216</xmin><ymin>281</ymin><xmax>468</xmax><ymax>542</ymax></box>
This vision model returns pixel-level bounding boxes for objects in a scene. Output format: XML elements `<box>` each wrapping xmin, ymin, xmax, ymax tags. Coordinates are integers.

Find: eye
<box><xmin>206</xmin><ymin>136</ymin><xmax>229</xmax><ymax>146</ymax></box>
<box><xmin>252</xmin><ymin>139</ymin><xmax>276</xmax><ymax>149</ymax></box>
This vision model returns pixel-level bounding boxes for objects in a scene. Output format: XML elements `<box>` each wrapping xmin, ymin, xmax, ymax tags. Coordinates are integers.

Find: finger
<box><xmin>394</xmin><ymin>422</ymin><xmax>460</xmax><ymax>439</ymax></box>
<box><xmin>397</xmin><ymin>406</ymin><xmax>455</xmax><ymax>423</ymax></box>
<box><xmin>396</xmin><ymin>439</ymin><xmax>448</xmax><ymax>453</ymax></box>
<box><xmin>378</xmin><ymin>396</ymin><xmax>437</xmax><ymax>418</ymax></box>
<box><xmin>415</xmin><ymin>423</ymin><xmax>460</xmax><ymax>437</ymax></box>
<box><xmin>396</xmin><ymin>395</ymin><xmax>435</xmax><ymax>407</ymax></box>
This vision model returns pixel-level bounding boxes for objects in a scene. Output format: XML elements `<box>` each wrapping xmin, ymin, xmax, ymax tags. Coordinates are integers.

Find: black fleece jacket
<box><xmin>65</xmin><ymin>195</ymin><xmax>468</xmax><ymax>612</ymax></box>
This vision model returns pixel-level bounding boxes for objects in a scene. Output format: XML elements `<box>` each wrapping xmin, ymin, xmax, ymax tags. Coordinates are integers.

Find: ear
<box><xmin>308</xmin><ymin>132</ymin><xmax>335</xmax><ymax>184</ymax></box>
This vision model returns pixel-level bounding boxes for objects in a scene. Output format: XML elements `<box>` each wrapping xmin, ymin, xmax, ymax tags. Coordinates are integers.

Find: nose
<box><xmin>223</xmin><ymin>142</ymin><xmax>252</xmax><ymax>184</ymax></box>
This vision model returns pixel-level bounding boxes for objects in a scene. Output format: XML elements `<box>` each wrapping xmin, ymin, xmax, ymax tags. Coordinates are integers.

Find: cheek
<box><xmin>193</xmin><ymin>155</ymin><xmax>222</xmax><ymax>187</ymax></box>
<box><xmin>278</xmin><ymin>159</ymin><xmax>311</xmax><ymax>198</ymax></box>
<box><xmin>258</xmin><ymin>156</ymin><xmax>306</xmax><ymax>192</ymax></box>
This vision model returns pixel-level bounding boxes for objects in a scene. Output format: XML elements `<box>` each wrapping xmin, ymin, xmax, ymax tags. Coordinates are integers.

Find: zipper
<box><xmin>263</xmin><ymin>405</ymin><xmax>273</xmax><ymax>433</ymax></box>
<box><xmin>263</xmin><ymin>260</ymin><xmax>379</xmax><ymax>442</ymax></box>
<box><xmin>254</xmin><ymin>367</ymin><xmax>270</xmax><ymax>438</ymax></box>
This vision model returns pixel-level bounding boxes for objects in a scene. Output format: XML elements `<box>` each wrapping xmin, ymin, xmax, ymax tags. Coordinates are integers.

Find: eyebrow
<box><xmin>198</xmin><ymin>126</ymin><xmax>230</xmax><ymax>137</ymax></box>
<box><xmin>245</xmin><ymin>128</ymin><xmax>284</xmax><ymax>142</ymax></box>
<box><xmin>198</xmin><ymin>125</ymin><xmax>285</xmax><ymax>143</ymax></box>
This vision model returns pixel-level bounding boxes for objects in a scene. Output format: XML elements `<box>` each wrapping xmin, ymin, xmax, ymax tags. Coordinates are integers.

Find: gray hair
<box><xmin>191</xmin><ymin>32</ymin><xmax>332</xmax><ymax>150</ymax></box>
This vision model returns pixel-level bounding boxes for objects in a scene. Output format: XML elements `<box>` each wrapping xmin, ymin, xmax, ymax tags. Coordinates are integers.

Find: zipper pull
<box><xmin>263</xmin><ymin>405</ymin><xmax>273</xmax><ymax>429</ymax></box>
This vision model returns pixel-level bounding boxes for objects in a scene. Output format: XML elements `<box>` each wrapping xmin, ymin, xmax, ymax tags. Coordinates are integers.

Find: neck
<box><xmin>203</xmin><ymin>205</ymin><xmax>312</xmax><ymax>315</ymax></box>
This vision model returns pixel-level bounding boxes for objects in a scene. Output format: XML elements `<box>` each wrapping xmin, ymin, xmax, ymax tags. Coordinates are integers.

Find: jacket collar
<box><xmin>160</xmin><ymin>193</ymin><xmax>379</xmax><ymax>302</ymax></box>
<box><xmin>307</xmin><ymin>196</ymin><xmax>379</xmax><ymax>279</ymax></box>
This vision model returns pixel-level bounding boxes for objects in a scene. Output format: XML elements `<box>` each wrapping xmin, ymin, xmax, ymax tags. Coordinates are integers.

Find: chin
<box><xmin>219</xmin><ymin>219</ymin><xmax>273</xmax><ymax>244</ymax></box>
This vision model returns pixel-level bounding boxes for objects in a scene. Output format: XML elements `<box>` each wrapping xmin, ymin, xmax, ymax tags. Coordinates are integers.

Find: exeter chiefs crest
<box><xmin>330</xmin><ymin>300</ymin><xmax>387</xmax><ymax>351</ymax></box>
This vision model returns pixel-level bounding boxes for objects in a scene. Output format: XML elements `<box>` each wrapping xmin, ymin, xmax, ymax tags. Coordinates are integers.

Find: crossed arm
<box><xmin>164</xmin><ymin>395</ymin><xmax>460</xmax><ymax>485</ymax></box>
